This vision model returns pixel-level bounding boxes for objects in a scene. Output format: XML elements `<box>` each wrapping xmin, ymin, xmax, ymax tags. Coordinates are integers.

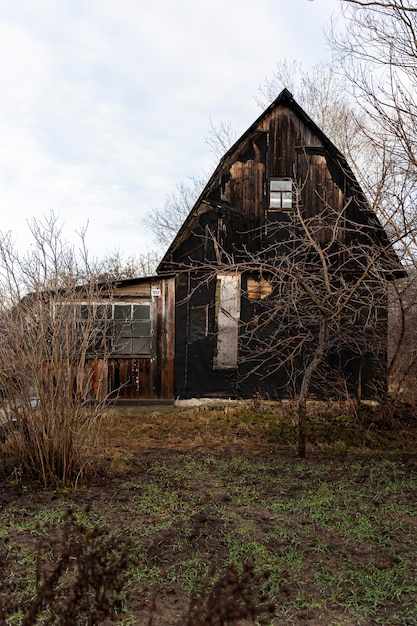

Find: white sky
<box><xmin>0</xmin><ymin>0</ymin><xmax>341</xmax><ymax>262</ymax></box>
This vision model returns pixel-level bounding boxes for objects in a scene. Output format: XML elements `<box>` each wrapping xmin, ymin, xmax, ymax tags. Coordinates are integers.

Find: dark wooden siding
<box><xmin>174</xmin><ymin>272</ymin><xmax>238</xmax><ymax>398</ymax></box>
<box><xmin>156</xmin><ymin>276</ymin><xmax>175</xmax><ymax>399</ymax></box>
<box><xmin>159</xmin><ymin>92</ymin><xmax>397</xmax><ymax>402</ymax></box>
<box><xmin>167</xmin><ymin>104</ymin><xmax>352</xmax><ymax>268</ymax></box>
<box><xmin>108</xmin><ymin>358</ymin><xmax>151</xmax><ymax>400</ymax></box>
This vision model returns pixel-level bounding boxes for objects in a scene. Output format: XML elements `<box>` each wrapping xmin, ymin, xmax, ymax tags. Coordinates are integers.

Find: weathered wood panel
<box><xmin>138</xmin><ymin>359</ymin><xmax>151</xmax><ymax>399</ymax></box>
<box><xmin>159</xmin><ymin>277</ymin><xmax>175</xmax><ymax>399</ymax></box>
<box><xmin>106</xmin><ymin>358</ymin><xmax>151</xmax><ymax>400</ymax></box>
<box><xmin>213</xmin><ymin>274</ymin><xmax>241</xmax><ymax>370</ymax></box>
<box><xmin>113</xmin><ymin>284</ymin><xmax>151</xmax><ymax>297</ymax></box>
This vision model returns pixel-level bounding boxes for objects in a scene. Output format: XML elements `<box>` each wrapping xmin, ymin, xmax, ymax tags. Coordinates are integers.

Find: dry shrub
<box><xmin>0</xmin><ymin>215</ymin><xmax>112</xmax><ymax>487</ymax></box>
<box><xmin>184</xmin><ymin>563</ymin><xmax>274</xmax><ymax>626</ymax></box>
<box><xmin>0</xmin><ymin>508</ymin><xmax>133</xmax><ymax>626</ymax></box>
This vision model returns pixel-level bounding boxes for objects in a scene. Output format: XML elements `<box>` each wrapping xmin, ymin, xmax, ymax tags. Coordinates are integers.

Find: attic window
<box><xmin>269</xmin><ymin>179</ymin><xmax>293</xmax><ymax>210</ymax></box>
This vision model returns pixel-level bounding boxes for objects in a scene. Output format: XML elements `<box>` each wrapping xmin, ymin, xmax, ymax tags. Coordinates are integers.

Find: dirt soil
<box><xmin>1</xmin><ymin>403</ymin><xmax>417</xmax><ymax>625</ymax></box>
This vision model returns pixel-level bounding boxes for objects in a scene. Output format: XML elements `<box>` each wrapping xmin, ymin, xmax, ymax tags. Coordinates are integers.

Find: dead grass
<box><xmin>95</xmin><ymin>400</ymin><xmax>417</xmax><ymax>471</ymax></box>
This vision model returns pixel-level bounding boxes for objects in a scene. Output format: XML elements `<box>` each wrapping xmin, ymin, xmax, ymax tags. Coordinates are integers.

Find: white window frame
<box><xmin>269</xmin><ymin>178</ymin><xmax>293</xmax><ymax>210</ymax></box>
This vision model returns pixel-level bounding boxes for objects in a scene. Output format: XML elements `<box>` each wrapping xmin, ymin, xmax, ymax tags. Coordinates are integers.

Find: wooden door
<box><xmin>107</xmin><ymin>358</ymin><xmax>151</xmax><ymax>400</ymax></box>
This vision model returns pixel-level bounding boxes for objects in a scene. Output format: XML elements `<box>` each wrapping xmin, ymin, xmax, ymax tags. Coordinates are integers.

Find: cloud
<box><xmin>0</xmin><ymin>0</ymin><xmax>339</xmax><ymax>260</ymax></box>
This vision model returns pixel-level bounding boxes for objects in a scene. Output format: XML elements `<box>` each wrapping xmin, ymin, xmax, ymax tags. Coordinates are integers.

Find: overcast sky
<box><xmin>0</xmin><ymin>0</ymin><xmax>341</xmax><ymax>262</ymax></box>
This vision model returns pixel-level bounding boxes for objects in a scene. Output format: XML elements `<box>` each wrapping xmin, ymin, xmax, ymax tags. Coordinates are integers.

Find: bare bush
<box><xmin>0</xmin><ymin>215</ymin><xmax>113</xmax><ymax>487</ymax></box>
<box><xmin>0</xmin><ymin>508</ymin><xmax>133</xmax><ymax>625</ymax></box>
<box><xmin>184</xmin><ymin>563</ymin><xmax>274</xmax><ymax>626</ymax></box>
<box><xmin>96</xmin><ymin>249</ymin><xmax>161</xmax><ymax>280</ymax></box>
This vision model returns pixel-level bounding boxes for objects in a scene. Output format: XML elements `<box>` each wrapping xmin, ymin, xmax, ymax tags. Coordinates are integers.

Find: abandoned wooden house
<box><xmin>83</xmin><ymin>89</ymin><xmax>404</xmax><ymax>402</ymax></box>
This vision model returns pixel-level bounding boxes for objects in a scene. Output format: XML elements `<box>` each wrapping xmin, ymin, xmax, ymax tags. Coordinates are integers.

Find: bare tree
<box><xmin>332</xmin><ymin>0</ymin><xmax>417</xmax><ymax>169</ymax></box>
<box><xmin>239</xmin><ymin>190</ymin><xmax>396</xmax><ymax>455</ymax></box>
<box><xmin>340</xmin><ymin>1</ymin><xmax>416</xmax><ymax>14</ymax></box>
<box><xmin>330</xmin><ymin>0</ymin><xmax>417</xmax><ymax>407</ymax></box>
<box><xmin>183</xmin><ymin>180</ymin><xmax>398</xmax><ymax>456</ymax></box>
<box><xmin>145</xmin><ymin>177</ymin><xmax>206</xmax><ymax>248</ymax></box>
<box><xmin>0</xmin><ymin>214</ymin><xmax>114</xmax><ymax>487</ymax></box>
<box><xmin>205</xmin><ymin>115</ymin><xmax>238</xmax><ymax>159</ymax></box>
<box><xmin>146</xmin><ymin>118</ymin><xmax>238</xmax><ymax>249</ymax></box>
<box><xmin>97</xmin><ymin>249</ymin><xmax>161</xmax><ymax>280</ymax></box>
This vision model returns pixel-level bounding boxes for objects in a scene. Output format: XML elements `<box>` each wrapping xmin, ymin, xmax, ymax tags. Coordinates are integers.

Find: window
<box><xmin>56</xmin><ymin>302</ymin><xmax>152</xmax><ymax>357</ymax></box>
<box><xmin>188</xmin><ymin>305</ymin><xmax>208</xmax><ymax>343</ymax></box>
<box><xmin>247</xmin><ymin>278</ymin><xmax>272</xmax><ymax>301</ymax></box>
<box><xmin>269</xmin><ymin>178</ymin><xmax>293</xmax><ymax>210</ymax></box>
<box><xmin>213</xmin><ymin>274</ymin><xmax>240</xmax><ymax>370</ymax></box>
<box><xmin>111</xmin><ymin>303</ymin><xmax>151</xmax><ymax>356</ymax></box>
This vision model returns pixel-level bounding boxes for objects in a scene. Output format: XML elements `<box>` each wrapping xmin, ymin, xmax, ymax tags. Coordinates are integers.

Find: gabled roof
<box><xmin>157</xmin><ymin>88</ymin><xmax>405</xmax><ymax>277</ymax></box>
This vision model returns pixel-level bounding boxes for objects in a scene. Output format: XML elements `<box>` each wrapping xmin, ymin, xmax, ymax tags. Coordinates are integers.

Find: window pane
<box><xmin>80</xmin><ymin>304</ymin><xmax>89</xmax><ymax>320</ymax></box>
<box><xmin>133</xmin><ymin>305</ymin><xmax>150</xmax><ymax>320</ymax></box>
<box><xmin>132</xmin><ymin>337</ymin><xmax>151</xmax><ymax>354</ymax></box>
<box><xmin>270</xmin><ymin>179</ymin><xmax>292</xmax><ymax>192</ymax></box>
<box><xmin>114</xmin><ymin>304</ymin><xmax>131</xmax><ymax>320</ymax></box>
<box><xmin>113</xmin><ymin>337</ymin><xmax>131</xmax><ymax>354</ymax></box>
<box><xmin>282</xmin><ymin>192</ymin><xmax>293</xmax><ymax>209</ymax></box>
<box><xmin>95</xmin><ymin>304</ymin><xmax>108</xmax><ymax>320</ymax></box>
<box><xmin>91</xmin><ymin>329</ymin><xmax>106</xmax><ymax>354</ymax></box>
<box><xmin>269</xmin><ymin>195</ymin><xmax>282</xmax><ymax>209</ymax></box>
<box><xmin>113</xmin><ymin>320</ymin><xmax>127</xmax><ymax>337</ymax></box>
<box><xmin>132</xmin><ymin>321</ymin><xmax>151</xmax><ymax>336</ymax></box>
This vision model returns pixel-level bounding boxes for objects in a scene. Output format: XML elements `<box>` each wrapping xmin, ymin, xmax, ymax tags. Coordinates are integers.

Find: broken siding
<box><xmin>192</xmin><ymin>104</ymin><xmax>350</xmax><ymax>262</ymax></box>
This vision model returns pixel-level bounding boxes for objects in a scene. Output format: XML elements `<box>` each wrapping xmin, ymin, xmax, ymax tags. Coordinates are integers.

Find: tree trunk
<box><xmin>297</xmin><ymin>317</ymin><xmax>328</xmax><ymax>457</ymax></box>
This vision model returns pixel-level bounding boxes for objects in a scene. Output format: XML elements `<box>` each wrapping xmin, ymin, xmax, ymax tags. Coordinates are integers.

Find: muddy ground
<box><xmin>1</xmin><ymin>403</ymin><xmax>417</xmax><ymax>625</ymax></box>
